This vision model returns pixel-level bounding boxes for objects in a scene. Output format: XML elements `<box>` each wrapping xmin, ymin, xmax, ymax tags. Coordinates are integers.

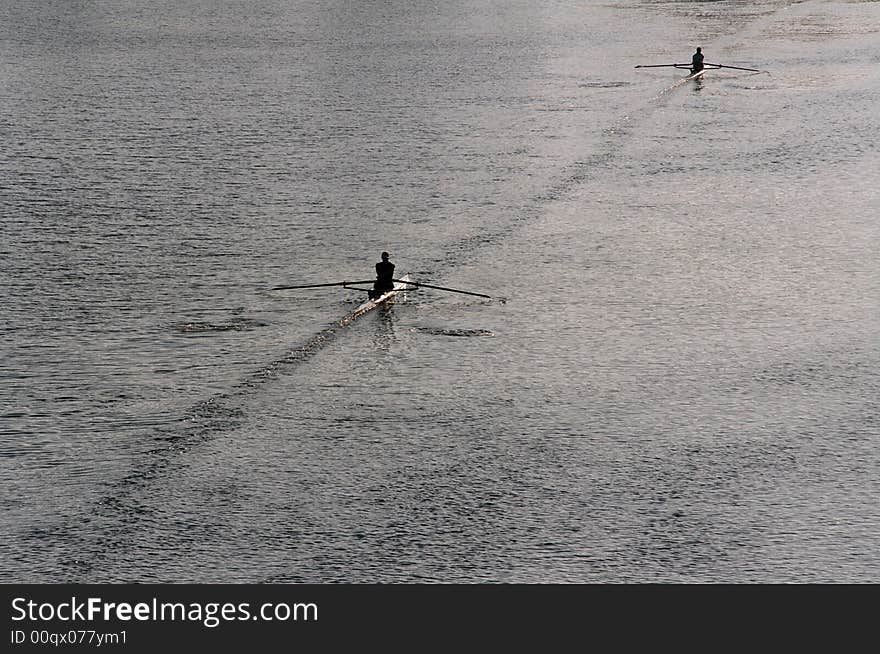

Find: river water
<box><xmin>1</xmin><ymin>0</ymin><xmax>878</xmax><ymax>583</ymax></box>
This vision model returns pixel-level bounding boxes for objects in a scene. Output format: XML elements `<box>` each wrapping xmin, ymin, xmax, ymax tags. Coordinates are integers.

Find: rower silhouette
<box><xmin>370</xmin><ymin>252</ymin><xmax>395</xmax><ymax>299</ymax></box>
<box><xmin>691</xmin><ymin>47</ymin><xmax>704</xmax><ymax>74</ymax></box>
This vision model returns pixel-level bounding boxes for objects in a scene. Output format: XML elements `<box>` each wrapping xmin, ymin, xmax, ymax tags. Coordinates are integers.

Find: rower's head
<box><xmin>696</xmin><ymin>47</ymin><xmax>702</xmax><ymax>53</ymax></box>
<box><xmin>381</xmin><ymin>251</ymin><xmax>390</xmax><ymax>261</ymax></box>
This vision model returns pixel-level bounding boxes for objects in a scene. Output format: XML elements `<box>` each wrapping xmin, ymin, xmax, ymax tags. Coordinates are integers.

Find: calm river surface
<box><xmin>1</xmin><ymin>0</ymin><xmax>878</xmax><ymax>582</ymax></box>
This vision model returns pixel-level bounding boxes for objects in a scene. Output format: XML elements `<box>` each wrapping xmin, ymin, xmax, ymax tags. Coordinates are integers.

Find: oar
<box><xmin>271</xmin><ymin>280</ymin><xmax>375</xmax><ymax>291</ymax></box>
<box><xmin>634</xmin><ymin>63</ymin><xmax>690</xmax><ymax>68</ymax></box>
<box><xmin>704</xmin><ymin>62</ymin><xmax>764</xmax><ymax>73</ymax></box>
<box><xmin>394</xmin><ymin>279</ymin><xmax>491</xmax><ymax>299</ymax></box>
<box><xmin>637</xmin><ymin>62</ymin><xmax>763</xmax><ymax>72</ymax></box>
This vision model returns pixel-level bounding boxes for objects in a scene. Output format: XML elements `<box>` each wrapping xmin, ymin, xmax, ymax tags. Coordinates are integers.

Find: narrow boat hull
<box><xmin>350</xmin><ymin>273</ymin><xmax>412</xmax><ymax>319</ymax></box>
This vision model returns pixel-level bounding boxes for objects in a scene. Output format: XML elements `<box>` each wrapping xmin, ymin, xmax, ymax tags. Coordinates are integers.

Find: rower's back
<box><xmin>691</xmin><ymin>47</ymin><xmax>704</xmax><ymax>73</ymax></box>
<box><xmin>371</xmin><ymin>252</ymin><xmax>395</xmax><ymax>298</ymax></box>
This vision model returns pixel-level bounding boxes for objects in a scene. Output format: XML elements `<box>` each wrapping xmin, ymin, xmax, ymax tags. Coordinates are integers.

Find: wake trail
<box><xmin>28</xmin><ymin>301</ymin><xmax>402</xmax><ymax>579</ymax></box>
<box><xmin>38</xmin><ymin>3</ymin><xmax>790</xmax><ymax>580</ymax></box>
<box><xmin>39</xmin><ymin>75</ymin><xmax>733</xmax><ymax>580</ymax></box>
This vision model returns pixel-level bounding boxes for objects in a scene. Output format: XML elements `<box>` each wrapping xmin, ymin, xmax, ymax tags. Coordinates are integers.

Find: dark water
<box><xmin>1</xmin><ymin>0</ymin><xmax>878</xmax><ymax>582</ymax></box>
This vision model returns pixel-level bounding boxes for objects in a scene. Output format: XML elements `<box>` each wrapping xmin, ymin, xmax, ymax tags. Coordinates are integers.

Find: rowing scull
<box><xmin>635</xmin><ymin>62</ymin><xmax>767</xmax><ymax>78</ymax></box>
<box><xmin>271</xmin><ymin>272</ymin><xmax>491</xmax><ymax>326</ymax></box>
<box><xmin>685</xmin><ymin>67</ymin><xmax>709</xmax><ymax>82</ymax></box>
<box><xmin>348</xmin><ymin>273</ymin><xmax>413</xmax><ymax>321</ymax></box>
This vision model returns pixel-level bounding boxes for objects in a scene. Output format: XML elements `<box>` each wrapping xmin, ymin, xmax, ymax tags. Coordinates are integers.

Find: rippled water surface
<box><xmin>2</xmin><ymin>0</ymin><xmax>878</xmax><ymax>582</ymax></box>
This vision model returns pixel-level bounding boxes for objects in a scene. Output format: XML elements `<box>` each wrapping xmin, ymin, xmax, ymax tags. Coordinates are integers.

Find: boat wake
<box><xmin>175</xmin><ymin>318</ymin><xmax>267</xmax><ymax>333</ymax></box>
<box><xmin>40</xmin><ymin>298</ymin><xmax>407</xmax><ymax>579</ymax></box>
<box><xmin>411</xmin><ymin>327</ymin><xmax>495</xmax><ymax>338</ymax></box>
